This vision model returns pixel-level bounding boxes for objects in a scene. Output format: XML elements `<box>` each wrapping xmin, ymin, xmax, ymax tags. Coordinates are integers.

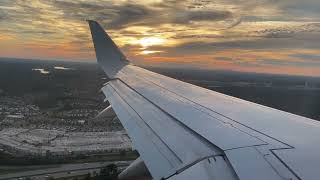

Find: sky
<box><xmin>0</xmin><ymin>0</ymin><xmax>320</xmax><ymax>77</ymax></box>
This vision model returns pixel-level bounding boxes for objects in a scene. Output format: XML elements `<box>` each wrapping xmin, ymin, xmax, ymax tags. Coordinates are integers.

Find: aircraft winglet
<box><xmin>88</xmin><ymin>20</ymin><xmax>128</xmax><ymax>78</ymax></box>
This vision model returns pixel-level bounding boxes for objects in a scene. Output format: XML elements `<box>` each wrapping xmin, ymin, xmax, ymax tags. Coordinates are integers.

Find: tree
<box><xmin>98</xmin><ymin>164</ymin><xmax>118</xmax><ymax>180</ymax></box>
<box><xmin>84</xmin><ymin>173</ymin><xmax>91</xmax><ymax>180</ymax></box>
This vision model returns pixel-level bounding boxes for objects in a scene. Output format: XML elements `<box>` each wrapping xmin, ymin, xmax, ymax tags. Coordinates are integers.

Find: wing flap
<box><xmin>225</xmin><ymin>147</ymin><xmax>283</xmax><ymax>180</ymax></box>
<box><xmin>103</xmin><ymin>80</ymin><xmax>224</xmax><ymax>178</ymax></box>
<box><xmin>168</xmin><ymin>156</ymin><xmax>238</xmax><ymax>180</ymax></box>
<box><xmin>103</xmin><ymin>83</ymin><xmax>176</xmax><ymax>179</ymax></box>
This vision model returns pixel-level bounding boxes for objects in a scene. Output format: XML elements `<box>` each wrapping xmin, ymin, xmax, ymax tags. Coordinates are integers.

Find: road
<box><xmin>0</xmin><ymin>161</ymin><xmax>130</xmax><ymax>180</ymax></box>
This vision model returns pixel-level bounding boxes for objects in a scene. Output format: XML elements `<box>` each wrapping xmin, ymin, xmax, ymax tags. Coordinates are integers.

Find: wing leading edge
<box><xmin>88</xmin><ymin>20</ymin><xmax>320</xmax><ymax>180</ymax></box>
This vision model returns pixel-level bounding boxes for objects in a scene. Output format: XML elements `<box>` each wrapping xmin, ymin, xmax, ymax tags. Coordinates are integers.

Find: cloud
<box><xmin>251</xmin><ymin>23</ymin><xmax>320</xmax><ymax>39</ymax></box>
<box><xmin>258</xmin><ymin>59</ymin><xmax>291</xmax><ymax>66</ymax></box>
<box><xmin>50</xmin><ymin>0</ymin><xmax>235</xmax><ymax>29</ymax></box>
<box><xmin>227</xmin><ymin>18</ymin><xmax>242</xmax><ymax>29</ymax></box>
<box><xmin>159</xmin><ymin>33</ymin><xmax>320</xmax><ymax>56</ymax></box>
<box><xmin>188</xmin><ymin>10</ymin><xmax>232</xmax><ymax>21</ymax></box>
<box><xmin>48</xmin><ymin>1</ymin><xmax>115</xmax><ymax>24</ymax></box>
<box><xmin>216</xmin><ymin>57</ymin><xmax>234</xmax><ymax>61</ymax></box>
<box><xmin>291</xmin><ymin>54</ymin><xmax>320</xmax><ymax>62</ymax></box>
<box><xmin>3</xmin><ymin>29</ymin><xmax>56</xmax><ymax>35</ymax></box>
<box><xmin>259</xmin><ymin>58</ymin><xmax>320</xmax><ymax>67</ymax></box>
<box><xmin>0</xmin><ymin>12</ymin><xmax>5</xmax><ymax>20</ymax></box>
<box><xmin>276</xmin><ymin>0</ymin><xmax>320</xmax><ymax>17</ymax></box>
<box><xmin>173</xmin><ymin>10</ymin><xmax>233</xmax><ymax>24</ymax></box>
<box><xmin>107</xmin><ymin>4</ymin><xmax>153</xmax><ymax>28</ymax></box>
<box><xmin>48</xmin><ymin>1</ymin><xmax>158</xmax><ymax>29</ymax></box>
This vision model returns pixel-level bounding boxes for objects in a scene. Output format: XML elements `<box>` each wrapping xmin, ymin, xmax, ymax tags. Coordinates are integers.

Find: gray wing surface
<box><xmin>88</xmin><ymin>20</ymin><xmax>320</xmax><ymax>180</ymax></box>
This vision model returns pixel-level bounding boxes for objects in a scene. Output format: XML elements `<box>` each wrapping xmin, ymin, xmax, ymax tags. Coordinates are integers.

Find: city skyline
<box><xmin>1</xmin><ymin>0</ymin><xmax>320</xmax><ymax>76</ymax></box>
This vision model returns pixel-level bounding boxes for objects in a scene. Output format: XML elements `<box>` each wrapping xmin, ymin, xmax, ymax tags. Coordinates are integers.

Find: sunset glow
<box><xmin>139</xmin><ymin>37</ymin><xmax>165</xmax><ymax>48</ymax></box>
<box><xmin>0</xmin><ymin>0</ymin><xmax>319</xmax><ymax>76</ymax></box>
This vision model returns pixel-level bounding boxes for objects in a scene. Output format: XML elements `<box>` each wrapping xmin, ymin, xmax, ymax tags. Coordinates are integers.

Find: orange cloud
<box><xmin>130</xmin><ymin>48</ymin><xmax>320</xmax><ymax>76</ymax></box>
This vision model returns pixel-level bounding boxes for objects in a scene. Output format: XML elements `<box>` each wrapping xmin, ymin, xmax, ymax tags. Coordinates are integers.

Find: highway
<box><xmin>0</xmin><ymin>161</ymin><xmax>130</xmax><ymax>180</ymax></box>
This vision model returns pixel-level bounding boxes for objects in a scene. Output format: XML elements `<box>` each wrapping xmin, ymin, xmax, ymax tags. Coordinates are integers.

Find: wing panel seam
<box><xmin>120</xmin><ymin>67</ymin><xmax>293</xmax><ymax>149</ymax></box>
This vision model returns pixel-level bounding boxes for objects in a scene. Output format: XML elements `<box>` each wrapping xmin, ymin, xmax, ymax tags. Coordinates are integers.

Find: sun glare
<box><xmin>141</xmin><ymin>50</ymin><xmax>162</xmax><ymax>54</ymax></box>
<box><xmin>139</xmin><ymin>37</ymin><xmax>165</xmax><ymax>48</ymax></box>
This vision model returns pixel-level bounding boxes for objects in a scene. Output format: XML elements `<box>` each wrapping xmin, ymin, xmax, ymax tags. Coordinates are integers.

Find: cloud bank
<box><xmin>0</xmin><ymin>0</ymin><xmax>319</xmax><ymax>76</ymax></box>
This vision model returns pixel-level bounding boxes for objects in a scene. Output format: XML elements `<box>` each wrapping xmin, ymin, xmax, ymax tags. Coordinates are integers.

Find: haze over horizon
<box><xmin>1</xmin><ymin>0</ymin><xmax>320</xmax><ymax>76</ymax></box>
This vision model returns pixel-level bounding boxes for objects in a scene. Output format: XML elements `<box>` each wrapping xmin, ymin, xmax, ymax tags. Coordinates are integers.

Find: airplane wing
<box><xmin>88</xmin><ymin>20</ymin><xmax>320</xmax><ymax>180</ymax></box>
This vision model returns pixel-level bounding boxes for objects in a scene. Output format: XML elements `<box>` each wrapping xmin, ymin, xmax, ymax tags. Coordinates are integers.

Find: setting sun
<box><xmin>140</xmin><ymin>50</ymin><xmax>162</xmax><ymax>54</ymax></box>
<box><xmin>139</xmin><ymin>37</ymin><xmax>165</xmax><ymax>48</ymax></box>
